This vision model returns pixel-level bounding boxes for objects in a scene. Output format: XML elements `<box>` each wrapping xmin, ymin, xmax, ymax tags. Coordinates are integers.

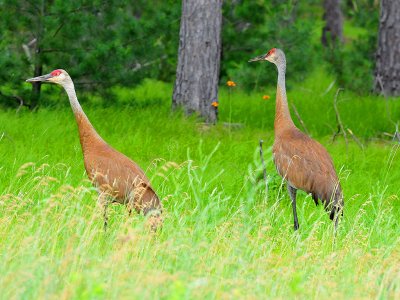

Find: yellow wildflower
<box><xmin>227</xmin><ymin>80</ymin><xmax>236</xmax><ymax>87</ymax></box>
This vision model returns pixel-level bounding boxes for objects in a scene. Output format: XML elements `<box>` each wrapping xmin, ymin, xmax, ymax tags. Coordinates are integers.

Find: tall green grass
<box><xmin>0</xmin><ymin>71</ymin><xmax>399</xmax><ymax>299</ymax></box>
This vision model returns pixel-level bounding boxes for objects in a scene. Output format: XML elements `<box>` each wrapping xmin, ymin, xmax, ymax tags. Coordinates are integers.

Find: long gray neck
<box><xmin>277</xmin><ymin>63</ymin><xmax>286</xmax><ymax>98</ymax></box>
<box><xmin>274</xmin><ymin>59</ymin><xmax>294</xmax><ymax>130</ymax></box>
<box><xmin>63</xmin><ymin>79</ymin><xmax>86</xmax><ymax>116</ymax></box>
<box><xmin>62</xmin><ymin>78</ymin><xmax>103</xmax><ymax>143</ymax></box>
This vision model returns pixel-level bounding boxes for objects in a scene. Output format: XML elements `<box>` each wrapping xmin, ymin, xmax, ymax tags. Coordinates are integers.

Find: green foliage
<box><xmin>0</xmin><ymin>0</ymin><xmax>385</xmax><ymax>105</ymax></box>
<box><xmin>0</xmin><ymin>78</ymin><xmax>400</xmax><ymax>298</ymax></box>
<box><xmin>0</xmin><ymin>0</ymin><xmax>180</xmax><ymax>106</ymax></box>
<box><xmin>344</xmin><ymin>0</ymin><xmax>379</xmax><ymax>29</ymax></box>
<box><xmin>325</xmin><ymin>33</ymin><xmax>377</xmax><ymax>93</ymax></box>
<box><xmin>222</xmin><ymin>0</ymin><xmax>316</xmax><ymax>91</ymax></box>
<box><xmin>0</xmin><ymin>1</ymin><xmax>326</xmax><ymax>107</ymax></box>
<box><xmin>324</xmin><ymin>0</ymin><xmax>379</xmax><ymax>94</ymax></box>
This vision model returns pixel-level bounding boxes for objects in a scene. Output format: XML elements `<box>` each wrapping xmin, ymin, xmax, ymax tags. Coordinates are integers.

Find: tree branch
<box><xmin>0</xmin><ymin>90</ymin><xmax>31</xmax><ymax>111</ymax></box>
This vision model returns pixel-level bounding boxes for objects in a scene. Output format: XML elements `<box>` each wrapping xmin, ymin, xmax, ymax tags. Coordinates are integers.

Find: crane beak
<box><xmin>26</xmin><ymin>73</ymin><xmax>52</xmax><ymax>83</ymax></box>
<box><xmin>248</xmin><ymin>54</ymin><xmax>267</xmax><ymax>62</ymax></box>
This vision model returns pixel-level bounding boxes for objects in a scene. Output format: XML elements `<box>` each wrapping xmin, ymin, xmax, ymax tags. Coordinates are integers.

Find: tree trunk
<box><xmin>374</xmin><ymin>0</ymin><xmax>400</xmax><ymax>96</ymax></box>
<box><xmin>30</xmin><ymin>1</ymin><xmax>45</xmax><ymax>109</ymax></box>
<box><xmin>321</xmin><ymin>0</ymin><xmax>343</xmax><ymax>47</ymax></box>
<box><xmin>172</xmin><ymin>0</ymin><xmax>222</xmax><ymax>123</ymax></box>
<box><xmin>30</xmin><ymin>46</ymin><xmax>42</xmax><ymax>108</ymax></box>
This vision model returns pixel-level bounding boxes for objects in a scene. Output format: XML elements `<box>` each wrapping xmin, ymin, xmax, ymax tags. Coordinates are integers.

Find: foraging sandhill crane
<box><xmin>249</xmin><ymin>48</ymin><xmax>343</xmax><ymax>230</ymax></box>
<box><xmin>26</xmin><ymin>69</ymin><xmax>162</xmax><ymax>230</ymax></box>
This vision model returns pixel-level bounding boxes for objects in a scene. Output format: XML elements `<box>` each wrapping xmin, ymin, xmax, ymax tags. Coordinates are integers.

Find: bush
<box><xmin>221</xmin><ymin>0</ymin><xmax>316</xmax><ymax>91</ymax></box>
<box><xmin>324</xmin><ymin>0</ymin><xmax>379</xmax><ymax>94</ymax></box>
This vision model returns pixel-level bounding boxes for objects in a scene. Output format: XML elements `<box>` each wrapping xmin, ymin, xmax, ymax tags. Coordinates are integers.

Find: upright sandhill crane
<box><xmin>26</xmin><ymin>69</ymin><xmax>162</xmax><ymax>230</ymax></box>
<box><xmin>249</xmin><ymin>48</ymin><xmax>343</xmax><ymax>230</ymax></box>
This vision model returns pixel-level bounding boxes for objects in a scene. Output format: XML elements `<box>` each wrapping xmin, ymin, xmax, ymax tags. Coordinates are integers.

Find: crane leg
<box><xmin>98</xmin><ymin>193</ymin><xmax>109</xmax><ymax>231</ymax></box>
<box><xmin>287</xmin><ymin>183</ymin><xmax>299</xmax><ymax>230</ymax></box>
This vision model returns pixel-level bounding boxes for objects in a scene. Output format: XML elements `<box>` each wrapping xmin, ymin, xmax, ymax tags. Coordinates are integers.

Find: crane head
<box><xmin>26</xmin><ymin>69</ymin><xmax>69</xmax><ymax>85</ymax></box>
<box><xmin>248</xmin><ymin>48</ymin><xmax>284</xmax><ymax>65</ymax></box>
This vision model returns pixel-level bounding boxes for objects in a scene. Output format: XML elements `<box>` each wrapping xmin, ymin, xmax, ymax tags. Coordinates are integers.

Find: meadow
<box><xmin>0</xmin><ymin>69</ymin><xmax>400</xmax><ymax>299</ymax></box>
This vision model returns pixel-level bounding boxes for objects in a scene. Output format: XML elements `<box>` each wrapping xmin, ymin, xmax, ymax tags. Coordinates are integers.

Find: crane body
<box><xmin>27</xmin><ymin>70</ymin><xmax>162</xmax><ymax>230</ymax></box>
<box><xmin>250</xmin><ymin>49</ymin><xmax>343</xmax><ymax>230</ymax></box>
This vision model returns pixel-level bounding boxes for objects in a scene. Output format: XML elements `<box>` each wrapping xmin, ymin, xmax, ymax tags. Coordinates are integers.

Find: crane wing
<box><xmin>273</xmin><ymin>128</ymin><xmax>340</xmax><ymax>203</ymax></box>
<box><xmin>83</xmin><ymin>144</ymin><xmax>154</xmax><ymax>199</ymax></box>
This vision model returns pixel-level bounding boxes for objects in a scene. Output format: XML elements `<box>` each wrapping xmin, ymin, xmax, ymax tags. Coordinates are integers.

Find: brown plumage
<box><xmin>249</xmin><ymin>48</ymin><xmax>343</xmax><ymax>230</ymax></box>
<box><xmin>26</xmin><ymin>69</ymin><xmax>162</xmax><ymax>230</ymax></box>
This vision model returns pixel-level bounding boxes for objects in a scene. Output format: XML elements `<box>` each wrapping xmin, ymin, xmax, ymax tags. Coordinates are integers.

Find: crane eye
<box><xmin>51</xmin><ymin>70</ymin><xmax>62</xmax><ymax>77</ymax></box>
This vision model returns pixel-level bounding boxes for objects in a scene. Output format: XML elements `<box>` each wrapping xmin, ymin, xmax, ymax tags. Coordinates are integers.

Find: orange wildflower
<box><xmin>263</xmin><ymin>95</ymin><xmax>270</xmax><ymax>100</ymax></box>
<box><xmin>211</xmin><ymin>101</ymin><xmax>219</xmax><ymax>107</ymax></box>
<box><xmin>227</xmin><ymin>80</ymin><xmax>236</xmax><ymax>87</ymax></box>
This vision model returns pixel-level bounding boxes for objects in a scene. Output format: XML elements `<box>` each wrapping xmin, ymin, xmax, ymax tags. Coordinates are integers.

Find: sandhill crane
<box><xmin>26</xmin><ymin>69</ymin><xmax>162</xmax><ymax>230</ymax></box>
<box><xmin>249</xmin><ymin>48</ymin><xmax>343</xmax><ymax>230</ymax></box>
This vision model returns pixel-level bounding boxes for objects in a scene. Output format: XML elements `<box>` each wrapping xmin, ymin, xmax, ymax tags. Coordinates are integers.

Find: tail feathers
<box><xmin>312</xmin><ymin>193</ymin><xmax>319</xmax><ymax>206</ymax></box>
<box><xmin>311</xmin><ymin>184</ymin><xmax>343</xmax><ymax>228</ymax></box>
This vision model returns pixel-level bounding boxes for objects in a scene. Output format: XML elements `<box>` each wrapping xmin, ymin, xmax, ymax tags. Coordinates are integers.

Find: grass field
<box><xmin>1</xmin><ymin>69</ymin><xmax>400</xmax><ymax>299</ymax></box>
